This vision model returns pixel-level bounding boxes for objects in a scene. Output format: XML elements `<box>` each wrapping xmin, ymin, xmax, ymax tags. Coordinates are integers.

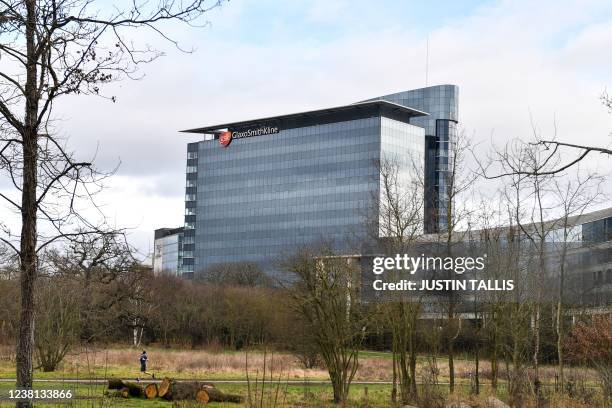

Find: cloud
<box><xmin>2</xmin><ymin>0</ymin><xmax>611</xmax><ymax>256</ymax></box>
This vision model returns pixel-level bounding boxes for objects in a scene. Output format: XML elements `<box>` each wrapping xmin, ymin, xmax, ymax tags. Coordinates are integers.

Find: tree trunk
<box><xmin>448</xmin><ymin>342</ymin><xmax>455</xmax><ymax>393</ymax></box>
<box><xmin>144</xmin><ymin>383</ymin><xmax>158</xmax><ymax>399</ymax></box>
<box><xmin>448</xmin><ymin>303</ymin><xmax>456</xmax><ymax>394</ymax></box>
<box><xmin>108</xmin><ymin>379</ymin><xmax>126</xmax><ymax>390</ymax></box>
<box><xmin>556</xmin><ymin>300</ymin><xmax>564</xmax><ymax>390</ymax></box>
<box><xmin>331</xmin><ymin>370</ymin><xmax>342</xmax><ymax>403</ymax></box>
<box><xmin>133</xmin><ymin>324</ymin><xmax>144</xmax><ymax>348</ymax></box>
<box><xmin>474</xmin><ymin>345</ymin><xmax>480</xmax><ymax>395</ymax></box>
<box><xmin>409</xmin><ymin>324</ymin><xmax>417</xmax><ymax>397</ymax></box>
<box><xmin>533</xmin><ymin>306</ymin><xmax>540</xmax><ymax>389</ymax></box>
<box><xmin>158</xmin><ymin>377</ymin><xmax>173</xmax><ymax>398</ymax></box>
<box><xmin>399</xmin><ymin>347</ymin><xmax>410</xmax><ymax>403</ymax></box>
<box><xmin>124</xmin><ymin>382</ymin><xmax>144</xmax><ymax>398</ymax></box>
<box><xmin>16</xmin><ymin>2</ymin><xmax>40</xmax><ymax>407</ymax></box>
<box><xmin>195</xmin><ymin>389</ymin><xmax>210</xmax><ymax>403</ymax></box>
<box><xmin>391</xmin><ymin>350</ymin><xmax>397</xmax><ymax>403</ymax></box>
<box><xmin>202</xmin><ymin>386</ymin><xmax>243</xmax><ymax>403</ymax></box>
<box><xmin>159</xmin><ymin>381</ymin><xmax>239</xmax><ymax>402</ymax></box>
<box><xmin>491</xmin><ymin>326</ymin><xmax>498</xmax><ymax>391</ymax></box>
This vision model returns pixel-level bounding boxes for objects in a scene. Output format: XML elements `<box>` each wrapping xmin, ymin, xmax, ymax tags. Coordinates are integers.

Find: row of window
<box><xmin>197</xmin><ymin>212</ymin><xmax>365</xmax><ymax>235</ymax></box>
<box><xmin>198</xmin><ymin>164</ymin><xmax>379</xmax><ymax>191</ymax></box>
<box><xmin>198</xmin><ymin>151</ymin><xmax>380</xmax><ymax>176</ymax></box>
<box><xmin>195</xmin><ymin>176</ymin><xmax>376</xmax><ymax>199</ymax></box>
<box><xmin>196</xmin><ymin>185</ymin><xmax>375</xmax><ymax>206</ymax></box>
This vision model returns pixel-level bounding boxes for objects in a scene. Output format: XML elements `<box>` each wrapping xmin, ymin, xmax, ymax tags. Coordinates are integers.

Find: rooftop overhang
<box><xmin>180</xmin><ymin>100</ymin><xmax>428</xmax><ymax>134</ymax></box>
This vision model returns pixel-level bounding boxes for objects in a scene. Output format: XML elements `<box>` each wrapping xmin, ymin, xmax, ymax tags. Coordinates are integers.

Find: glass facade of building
<box><xmin>181</xmin><ymin>101</ymin><xmax>427</xmax><ymax>275</ymax></box>
<box><xmin>582</xmin><ymin>216</ymin><xmax>612</xmax><ymax>244</ymax></box>
<box><xmin>153</xmin><ymin>227</ymin><xmax>184</xmax><ymax>276</ymax></box>
<box><xmin>368</xmin><ymin>85</ymin><xmax>459</xmax><ymax>233</ymax></box>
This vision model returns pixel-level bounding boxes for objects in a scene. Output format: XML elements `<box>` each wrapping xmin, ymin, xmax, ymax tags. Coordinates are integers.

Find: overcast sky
<box><xmin>15</xmin><ymin>0</ymin><xmax>612</xmax><ymax>260</ymax></box>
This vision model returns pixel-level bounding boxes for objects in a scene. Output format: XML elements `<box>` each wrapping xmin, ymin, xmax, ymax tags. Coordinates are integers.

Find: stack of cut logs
<box><xmin>107</xmin><ymin>378</ymin><xmax>243</xmax><ymax>404</ymax></box>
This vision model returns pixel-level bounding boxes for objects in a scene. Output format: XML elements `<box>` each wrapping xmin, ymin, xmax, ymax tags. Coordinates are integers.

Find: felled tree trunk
<box><xmin>202</xmin><ymin>386</ymin><xmax>244</xmax><ymax>403</ymax></box>
<box><xmin>196</xmin><ymin>389</ymin><xmax>210</xmax><ymax>404</ymax></box>
<box><xmin>144</xmin><ymin>383</ymin><xmax>158</xmax><ymax>399</ymax></box>
<box><xmin>124</xmin><ymin>382</ymin><xmax>144</xmax><ymax>397</ymax></box>
<box><xmin>107</xmin><ymin>379</ymin><xmax>143</xmax><ymax>397</ymax></box>
<box><xmin>108</xmin><ymin>378</ymin><xmax>126</xmax><ymax>390</ymax></box>
<box><xmin>158</xmin><ymin>377</ymin><xmax>174</xmax><ymax>398</ymax></box>
<box><xmin>166</xmin><ymin>382</ymin><xmax>205</xmax><ymax>401</ymax></box>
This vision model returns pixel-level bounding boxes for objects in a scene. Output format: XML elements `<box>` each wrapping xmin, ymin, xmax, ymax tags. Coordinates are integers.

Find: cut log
<box><xmin>158</xmin><ymin>377</ymin><xmax>173</xmax><ymax>398</ymax></box>
<box><xmin>123</xmin><ymin>382</ymin><xmax>144</xmax><ymax>398</ymax></box>
<box><xmin>202</xmin><ymin>387</ymin><xmax>243</xmax><ymax>403</ymax></box>
<box><xmin>157</xmin><ymin>378</ymin><xmax>237</xmax><ymax>402</ymax></box>
<box><xmin>108</xmin><ymin>378</ymin><xmax>125</xmax><ymax>390</ymax></box>
<box><xmin>167</xmin><ymin>382</ymin><xmax>205</xmax><ymax>401</ymax></box>
<box><xmin>144</xmin><ymin>383</ymin><xmax>158</xmax><ymax>399</ymax></box>
<box><xmin>120</xmin><ymin>388</ymin><xmax>129</xmax><ymax>398</ymax></box>
<box><xmin>195</xmin><ymin>389</ymin><xmax>210</xmax><ymax>404</ymax></box>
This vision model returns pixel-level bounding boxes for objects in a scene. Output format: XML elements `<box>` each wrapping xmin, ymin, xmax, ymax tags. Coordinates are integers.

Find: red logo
<box><xmin>219</xmin><ymin>131</ymin><xmax>232</xmax><ymax>147</ymax></box>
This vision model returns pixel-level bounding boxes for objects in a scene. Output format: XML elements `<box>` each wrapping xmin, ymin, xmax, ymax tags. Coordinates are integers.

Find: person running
<box><xmin>138</xmin><ymin>350</ymin><xmax>148</xmax><ymax>380</ymax></box>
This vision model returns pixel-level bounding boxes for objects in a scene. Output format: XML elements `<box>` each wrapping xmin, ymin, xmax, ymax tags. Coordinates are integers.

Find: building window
<box><xmin>187</xmin><ymin>152</ymin><xmax>198</xmax><ymax>159</ymax></box>
<box><xmin>186</xmin><ymin>165</ymin><xmax>197</xmax><ymax>173</ymax></box>
<box><xmin>185</xmin><ymin>222</ymin><xmax>195</xmax><ymax>230</ymax></box>
<box><xmin>186</xmin><ymin>179</ymin><xmax>196</xmax><ymax>187</ymax></box>
<box><xmin>185</xmin><ymin>207</ymin><xmax>196</xmax><ymax>215</ymax></box>
<box><xmin>185</xmin><ymin>194</ymin><xmax>196</xmax><ymax>202</ymax></box>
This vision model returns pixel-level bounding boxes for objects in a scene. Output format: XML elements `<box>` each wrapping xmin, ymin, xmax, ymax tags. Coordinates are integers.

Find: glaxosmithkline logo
<box><xmin>219</xmin><ymin>126</ymin><xmax>279</xmax><ymax>147</ymax></box>
<box><xmin>219</xmin><ymin>131</ymin><xmax>232</xmax><ymax>147</ymax></box>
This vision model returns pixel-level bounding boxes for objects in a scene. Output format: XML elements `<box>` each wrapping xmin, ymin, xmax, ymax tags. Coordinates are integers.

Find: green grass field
<box><xmin>0</xmin><ymin>381</ymin><xmax>521</xmax><ymax>407</ymax></box>
<box><xmin>0</xmin><ymin>381</ymin><xmax>401</xmax><ymax>407</ymax></box>
<box><xmin>0</xmin><ymin>346</ymin><xmax>604</xmax><ymax>407</ymax></box>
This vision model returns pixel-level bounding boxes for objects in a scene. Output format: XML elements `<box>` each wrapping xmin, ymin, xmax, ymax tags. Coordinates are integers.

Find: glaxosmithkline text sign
<box><xmin>219</xmin><ymin>126</ymin><xmax>279</xmax><ymax>147</ymax></box>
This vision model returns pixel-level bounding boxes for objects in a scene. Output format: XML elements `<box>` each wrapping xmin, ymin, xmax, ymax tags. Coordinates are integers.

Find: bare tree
<box><xmin>284</xmin><ymin>247</ymin><xmax>367</xmax><ymax>404</ymax></box>
<box><xmin>34</xmin><ymin>276</ymin><xmax>79</xmax><ymax>372</ymax></box>
<box><xmin>477</xmin><ymin>138</ymin><xmax>546</xmax><ymax>401</ymax></box>
<box><xmin>376</xmin><ymin>156</ymin><xmax>424</xmax><ymax>403</ymax></box>
<box><xmin>0</xmin><ymin>0</ymin><xmax>224</xmax><ymax>401</ymax></box>
<box><xmin>198</xmin><ymin>262</ymin><xmax>273</xmax><ymax>287</ymax></box>
<box><xmin>47</xmin><ymin>232</ymin><xmax>136</xmax><ymax>341</ymax></box>
<box><xmin>485</xmin><ymin>95</ymin><xmax>612</xmax><ymax>177</ymax></box>
<box><xmin>437</xmin><ymin>129</ymin><xmax>477</xmax><ymax>393</ymax></box>
<box><xmin>481</xmin><ymin>119</ymin><xmax>608</xmax><ymax>400</ymax></box>
<box><xmin>515</xmin><ymin>140</ymin><xmax>611</xmax><ymax>177</ymax></box>
<box><xmin>495</xmin><ymin>141</ymin><xmax>557</xmax><ymax>398</ymax></box>
<box><xmin>550</xmin><ymin>171</ymin><xmax>604</xmax><ymax>389</ymax></box>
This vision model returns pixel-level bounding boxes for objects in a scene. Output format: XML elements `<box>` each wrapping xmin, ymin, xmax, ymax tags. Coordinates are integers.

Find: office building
<box><xmin>364</xmin><ymin>85</ymin><xmax>459</xmax><ymax>232</ymax></box>
<box><xmin>153</xmin><ymin>227</ymin><xmax>184</xmax><ymax>276</ymax></box>
<box><xmin>177</xmin><ymin>84</ymin><xmax>458</xmax><ymax>276</ymax></box>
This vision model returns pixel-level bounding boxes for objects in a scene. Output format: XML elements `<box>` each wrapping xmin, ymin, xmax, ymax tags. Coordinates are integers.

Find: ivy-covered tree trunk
<box><xmin>16</xmin><ymin>2</ymin><xmax>39</xmax><ymax>405</ymax></box>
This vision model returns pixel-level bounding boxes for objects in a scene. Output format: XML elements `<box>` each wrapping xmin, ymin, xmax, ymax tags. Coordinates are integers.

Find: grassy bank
<box><xmin>0</xmin><ymin>345</ymin><xmax>599</xmax><ymax>385</ymax></box>
<box><xmin>0</xmin><ymin>381</ymin><xmax>510</xmax><ymax>407</ymax></box>
<box><xmin>0</xmin><ymin>346</ymin><xmax>605</xmax><ymax>407</ymax></box>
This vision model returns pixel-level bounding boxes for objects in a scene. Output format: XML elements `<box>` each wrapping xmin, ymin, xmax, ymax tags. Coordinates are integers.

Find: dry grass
<box><xmin>0</xmin><ymin>344</ymin><xmax>602</xmax><ymax>387</ymax></box>
<box><xmin>57</xmin><ymin>347</ymin><xmax>331</xmax><ymax>380</ymax></box>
